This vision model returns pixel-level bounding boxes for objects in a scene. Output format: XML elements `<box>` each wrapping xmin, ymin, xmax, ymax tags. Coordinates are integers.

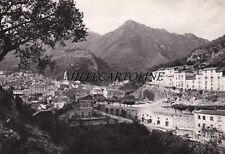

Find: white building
<box><xmin>91</xmin><ymin>86</ymin><xmax>107</xmax><ymax>98</ymax></box>
<box><xmin>150</xmin><ymin>67</ymin><xmax>225</xmax><ymax>92</ymax></box>
<box><xmin>139</xmin><ymin>110</ymin><xmax>174</xmax><ymax>130</ymax></box>
<box><xmin>151</xmin><ymin>67</ymin><xmax>177</xmax><ymax>87</ymax></box>
<box><xmin>194</xmin><ymin>110</ymin><xmax>225</xmax><ymax>142</ymax></box>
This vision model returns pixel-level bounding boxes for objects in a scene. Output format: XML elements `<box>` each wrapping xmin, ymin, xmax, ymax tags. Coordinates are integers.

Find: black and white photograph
<box><xmin>0</xmin><ymin>0</ymin><xmax>225</xmax><ymax>153</ymax></box>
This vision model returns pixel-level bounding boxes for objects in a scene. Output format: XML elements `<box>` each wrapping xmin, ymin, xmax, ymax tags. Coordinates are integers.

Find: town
<box><xmin>0</xmin><ymin>67</ymin><xmax>225</xmax><ymax>147</ymax></box>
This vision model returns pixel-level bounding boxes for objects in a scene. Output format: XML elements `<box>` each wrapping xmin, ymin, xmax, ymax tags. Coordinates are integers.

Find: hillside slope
<box><xmin>44</xmin><ymin>48</ymin><xmax>112</xmax><ymax>83</ymax></box>
<box><xmin>187</xmin><ymin>35</ymin><xmax>225</xmax><ymax>68</ymax></box>
<box><xmin>0</xmin><ymin>88</ymin><xmax>62</xmax><ymax>153</ymax></box>
<box><xmin>0</xmin><ymin>20</ymin><xmax>209</xmax><ymax>73</ymax></box>
<box><xmin>158</xmin><ymin>34</ymin><xmax>225</xmax><ymax>70</ymax></box>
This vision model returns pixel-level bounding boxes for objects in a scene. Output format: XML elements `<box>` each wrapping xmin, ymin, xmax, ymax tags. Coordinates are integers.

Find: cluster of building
<box><xmin>1</xmin><ymin>69</ymin><xmax>225</xmax><ymax>144</ymax></box>
<box><xmin>149</xmin><ymin>67</ymin><xmax>225</xmax><ymax>92</ymax></box>
<box><xmin>99</xmin><ymin>102</ymin><xmax>225</xmax><ymax>143</ymax></box>
<box><xmin>0</xmin><ymin>71</ymin><xmax>73</xmax><ymax>110</ymax></box>
<box><xmin>0</xmin><ymin>70</ymin><xmax>127</xmax><ymax>118</ymax></box>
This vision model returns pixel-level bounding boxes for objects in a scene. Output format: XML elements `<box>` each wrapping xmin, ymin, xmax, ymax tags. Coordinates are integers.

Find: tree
<box><xmin>0</xmin><ymin>0</ymin><xmax>87</xmax><ymax>70</ymax></box>
<box><xmin>143</xmin><ymin>90</ymin><xmax>155</xmax><ymax>101</ymax></box>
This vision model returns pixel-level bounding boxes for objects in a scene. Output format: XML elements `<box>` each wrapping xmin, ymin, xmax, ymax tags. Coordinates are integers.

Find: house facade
<box><xmin>73</xmin><ymin>95</ymin><xmax>94</xmax><ymax>118</ymax></box>
<box><xmin>194</xmin><ymin>110</ymin><xmax>225</xmax><ymax>142</ymax></box>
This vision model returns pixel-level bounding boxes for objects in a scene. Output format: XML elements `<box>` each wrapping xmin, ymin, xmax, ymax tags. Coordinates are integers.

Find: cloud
<box><xmin>76</xmin><ymin>0</ymin><xmax>225</xmax><ymax>40</ymax></box>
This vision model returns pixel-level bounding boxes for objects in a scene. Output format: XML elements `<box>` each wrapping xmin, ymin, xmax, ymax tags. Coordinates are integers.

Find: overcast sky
<box><xmin>75</xmin><ymin>0</ymin><xmax>225</xmax><ymax>40</ymax></box>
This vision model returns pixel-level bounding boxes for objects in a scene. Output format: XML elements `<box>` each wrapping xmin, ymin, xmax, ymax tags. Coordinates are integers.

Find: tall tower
<box><xmin>64</xmin><ymin>71</ymin><xmax>68</xmax><ymax>81</ymax></box>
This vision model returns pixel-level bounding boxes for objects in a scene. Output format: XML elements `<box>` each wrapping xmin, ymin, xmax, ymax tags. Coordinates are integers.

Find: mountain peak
<box><xmin>124</xmin><ymin>20</ymin><xmax>139</xmax><ymax>25</ymax></box>
<box><xmin>183</xmin><ymin>33</ymin><xmax>197</xmax><ymax>38</ymax></box>
<box><xmin>122</xmin><ymin>20</ymin><xmax>146</xmax><ymax>27</ymax></box>
<box><xmin>118</xmin><ymin>20</ymin><xmax>149</xmax><ymax>32</ymax></box>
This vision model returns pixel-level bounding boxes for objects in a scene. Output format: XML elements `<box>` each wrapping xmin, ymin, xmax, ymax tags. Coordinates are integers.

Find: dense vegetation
<box><xmin>0</xmin><ymin>0</ymin><xmax>87</xmax><ymax>71</ymax></box>
<box><xmin>62</xmin><ymin>123</ymin><xmax>222</xmax><ymax>154</ymax></box>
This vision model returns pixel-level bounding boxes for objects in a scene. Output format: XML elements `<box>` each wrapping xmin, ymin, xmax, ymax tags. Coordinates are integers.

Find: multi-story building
<box><xmin>194</xmin><ymin>110</ymin><xmax>225</xmax><ymax>142</ymax></box>
<box><xmin>73</xmin><ymin>95</ymin><xmax>94</xmax><ymax>118</ymax></box>
<box><xmin>139</xmin><ymin>108</ymin><xmax>194</xmax><ymax>137</ymax></box>
<box><xmin>13</xmin><ymin>89</ymin><xmax>25</xmax><ymax>95</ymax></box>
<box><xmin>140</xmin><ymin>110</ymin><xmax>174</xmax><ymax>130</ymax></box>
<box><xmin>150</xmin><ymin>67</ymin><xmax>225</xmax><ymax>92</ymax></box>
<box><xmin>30</xmin><ymin>83</ymin><xmax>49</xmax><ymax>94</ymax></box>
<box><xmin>151</xmin><ymin>67</ymin><xmax>177</xmax><ymax>87</ymax></box>
<box><xmin>197</xmin><ymin>68</ymin><xmax>222</xmax><ymax>91</ymax></box>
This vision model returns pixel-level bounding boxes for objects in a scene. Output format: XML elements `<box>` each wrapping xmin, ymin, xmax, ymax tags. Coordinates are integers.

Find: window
<box><xmin>210</xmin><ymin>124</ymin><xmax>213</xmax><ymax>128</ymax></box>
<box><xmin>157</xmin><ymin>120</ymin><xmax>160</xmax><ymax>125</ymax></box>
<box><xmin>198</xmin><ymin>134</ymin><xmax>201</xmax><ymax>139</ymax></box>
<box><xmin>198</xmin><ymin>115</ymin><xmax>201</xmax><ymax>119</ymax></box>
<box><xmin>210</xmin><ymin>116</ymin><xmax>214</xmax><ymax>121</ymax></box>
<box><xmin>148</xmin><ymin>119</ymin><xmax>152</xmax><ymax>123</ymax></box>
<box><xmin>203</xmin><ymin>123</ymin><xmax>206</xmax><ymax>128</ymax></box>
<box><xmin>165</xmin><ymin>121</ymin><xmax>169</xmax><ymax>127</ymax></box>
<box><xmin>203</xmin><ymin>116</ymin><xmax>206</xmax><ymax>120</ymax></box>
<box><xmin>198</xmin><ymin>123</ymin><xmax>201</xmax><ymax>127</ymax></box>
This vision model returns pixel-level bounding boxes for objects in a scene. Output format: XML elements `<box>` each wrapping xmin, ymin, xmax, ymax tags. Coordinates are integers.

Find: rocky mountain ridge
<box><xmin>76</xmin><ymin>20</ymin><xmax>209</xmax><ymax>71</ymax></box>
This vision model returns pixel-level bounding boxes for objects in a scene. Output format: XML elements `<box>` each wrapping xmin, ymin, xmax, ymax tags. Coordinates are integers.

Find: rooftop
<box><xmin>202</xmin><ymin>67</ymin><xmax>218</xmax><ymax>71</ymax></box>
<box><xmin>196</xmin><ymin>110</ymin><xmax>225</xmax><ymax>116</ymax></box>
<box><xmin>78</xmin><ymin>95</ymin><xmax>94</xmax><ymax>101</ymax></box>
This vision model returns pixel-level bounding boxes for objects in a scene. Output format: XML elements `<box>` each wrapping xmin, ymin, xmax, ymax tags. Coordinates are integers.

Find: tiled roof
<box><xmin>196</xmin><ymin>110</ymin><xmax>225</xmax><ymax>116</ymax></box>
